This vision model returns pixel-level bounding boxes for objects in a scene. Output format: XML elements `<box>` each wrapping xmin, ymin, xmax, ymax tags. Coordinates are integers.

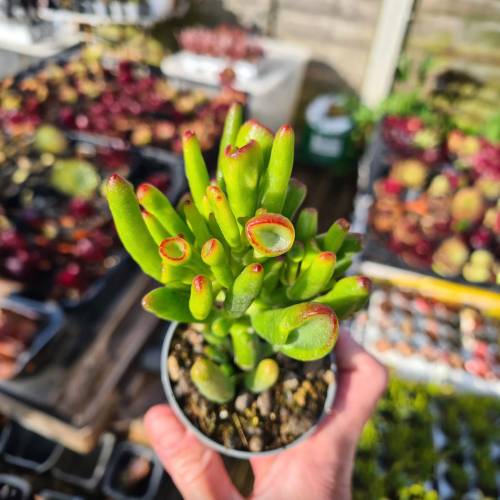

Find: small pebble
<box><xmin>174</xmin><ymin>374</ymin><xmax>190</xmax><ymax>397</ymax></box>
<box><xmin>293</xmin><ymin>388</ymin><xmax>307</xmax><ymax>407</ymax></box>
<box><xmin>249</xmin><ymin>436</ymin><xmax>263</xmax><ymax>452</ymax></box>
<box><xmin>302</xmin><ymin>380</ymin><xmax>313</xmax><ymax>392</ymax></box>
<box><xmin>186</xmin><ymin>329</ymin><xmax>203</xmax><ymax>347</ymax></box>
<box><xmin>279</xmin><ymin>407</ymin><xmax>290</xmax><ymax>420</ymax></box>
<box><xmin>322</xmin><ymin>369</ymin><xmax>335</xmax><ymax>385</ymax></box>
<box><xmin>235</xmin><ymin>393</ymin><xmax>252</xmax><ymax>413</ymax></box>
<box><xmin>256</xmin><ymin>391</ymin><xmax>272</xmax><ymax>417</ymax></box>
<box><xmin>283</xmin><ymin>371</ymin><xmax>299</xmax><ymax>390</ymax></box>
<box><xmin>167</xmin><ymin>355</ymin><xmax>180</xmax><ymax>381</ymax></box>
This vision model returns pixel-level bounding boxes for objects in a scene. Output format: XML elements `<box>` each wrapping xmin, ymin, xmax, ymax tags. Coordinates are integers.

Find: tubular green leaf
<box><xmin>183</xmin><ymin>196</ymin><xmax>211</xmax><ymax>246</ymax></box>
<box><xmin>225</xmin><ymin>263</ymin><xmax>264</xmax><ymax>317</ymax></box>
<box><xmin>282</xmin><ymin>178</ymin><xmax>307</xmax><ymax>220</ymax></box>
<box><xmin>136</xmin><ymin>182</ymin><xmax>193</xmax><ymax>242</ymax></box>
<box><xmin>189</xmin><ymin>275</ymin><xmax>214</xmax><ymax>320</ymax></box>
<box><xmin>316</xmin><ymin>276</ymin><xmax>371</xmax><ymax>319</ymax></box>
<box><xmin>287</xmin><ymin>251</ymin><xmax>336</xmax><ymax>301</ymax></box>
<box><xmin>204</xmin><ymin>345</ymin><xmax>229</xmax><ymax>364</ymax></box>
<box><xmin>142</xmin><ymin>286</ymin><xmax>194</xmax><ymax>322</ymax></box>
<box><xmin>296</xmin><ymin>208</ymin><xmax>318</xmax><ymax>241</ymax></box>
<box><xmin>338</xmin><ymin>233</ymin><xmax>363</xmax><ymax>258</ymax></box>
<box><xmin>221</xmin><ymin>140</ymin><xmax>262</xmax><ymax>219</ymax></box>
<box><xmin>244</xmin><ymin>358</ymin><xmax>279</xmax><ymax>393</ymax></box>
<box><xmin>106</xmin><ymin>174</ymin><xmax>161</xmax><ymax>281</ymax></box>
<box><xmin>190</xmin><ymin>358</ymin><xmax>235</xmax><ymax>403</ymax></box>
<box><xmin>333</xmin><ymin>255</ymin><xmax>353</xmax><ymax>278</ymax></box>
<box><xmin>159</xmin><ymin>236</ymin><xmax>192</xmax><ymax>267</ymax></box>
<box><xmin>142</xmin><ymin>210</ymin><xmax>170</xmax><ymax>245</ymax></box>
<box><xmin>251</xmin><ymin>302</ymin><xmax>339</xmax><ymax>361</ymax></box>
<box><xmin>245</xmin><ymin>213</ymin><xmax>295</xmax><ymax>257</ymax></box>
<box><xmin>206</xmin><ymin>185</ymin><xmax>241</xmax><ymax>249</ymax></box>
<box><xmin>182</xmin><ymin>130</ymin><xmax>210</xmax><ymax>216</ymax></box>
<box><xmin>161</xmin><ymin>262</ymin><xmax>195</xmax><ymax>285</ymax></box>
<box><xmin>236</xmin><ymin>119</ymin><xmax>274</xmax><ymax>168</ymax></box>
<box><xmin>217</xmin><ymin>102</ymin><xmax>243</xmax><ymax>185</ymax></box>
<box><xmin>301</xmin><ymin>238</ymin><xmax>321</xmax><ymax>270</ymax></box>
<box><xmin>200</xmin><ymin>238</ymin><xmax>233</xmax><ymax>288</ymax></box>
<box><xmin>230</xmin><ymin>322</ymin><xmax>259</xmax><ymax>371</ymax></box>
<box><xmin>260</xmin><ymin>125</ymin><xmax>295</xmax><ymax>213</ymax></box>
<box><xmin>211</xmin><ymin>316</ymin><xmax>232</xmax><ymax>337</ymax></box>
<box><xmin>323</xmin><ymin>218</ymin><xmax>350</xmax><ymax>253</ymax></box>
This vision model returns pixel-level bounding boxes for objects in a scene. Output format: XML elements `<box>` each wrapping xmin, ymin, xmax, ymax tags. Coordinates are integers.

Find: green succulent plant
<box><xmin>106</xmin><ymin>103</ymin><xmax>370</xmax><ymax>403</ymax></box>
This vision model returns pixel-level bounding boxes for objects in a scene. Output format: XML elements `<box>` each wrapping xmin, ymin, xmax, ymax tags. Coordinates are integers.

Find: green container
<box><xmin>300</xmin><ymin>94</ymin><xmax>357</xmax><ymax>175</ymax></box>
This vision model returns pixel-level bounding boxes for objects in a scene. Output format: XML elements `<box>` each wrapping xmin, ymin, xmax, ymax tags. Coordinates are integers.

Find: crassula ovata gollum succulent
<box><xmin>106</xmin><ymin>103</ymin><xmax>370</xmax><ymax>404</ymax></box>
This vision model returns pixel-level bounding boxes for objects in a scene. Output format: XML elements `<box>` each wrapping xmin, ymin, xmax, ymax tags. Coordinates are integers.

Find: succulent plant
<box><xmin>450</xmin><ymin>187</ymin><xmax>485</xmax><ymax>231</ymax></box>
<box><xmin>390</xmin><ymin>159</ymin><xmax>428</xmax><ymax>190</ymax></box>
<box><xmin>431</xmin><ymin>237</ymin><xmax>469</xmax><ymax>278</ymax></box>
<box><xmin>106</xmin><ymin>104</ymin><xmax>369</xmax><ymax>403</ymax></box>
<box><xmin>462</xmin><ymin>249</ymin><xmax>495</xmax><ymax>283</ymax></box>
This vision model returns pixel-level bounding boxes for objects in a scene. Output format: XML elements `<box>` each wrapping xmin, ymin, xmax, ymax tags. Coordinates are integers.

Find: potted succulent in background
<box><xmin>106</xmin><ymin>104</ymin><xmax>371</xmax><ymax>456</ymax></box>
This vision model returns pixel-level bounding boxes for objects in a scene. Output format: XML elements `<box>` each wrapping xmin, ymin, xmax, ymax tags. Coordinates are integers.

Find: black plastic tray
<box><xmin>102</xmin><ymin>442</ymin><xmax>165</xmax><ymax>500</ymax></box>
<box><xmin>358</xmin><ymin>123</ymin><xmax>500</xmax><ymax>293</ymax></box>
<box><xmin>3</xmin><ymin>139</ymin><xmax>186</xmax><ymax>312</ymax></box>
<box><xmin>0</xmin><ymin>296</ymin><xmax>64</xmax><ymax>380</ymax></box>
<box><xmin>0</xmin><ymin>474</ymin><xmax>32</xmax><ymax>500</ymax></box>
<box><xmin>0</xmin><ymin>422</ymin><xmax>64</xmax><ymax>473</ymax></box>
<box><xmin>37</xmin><ymin>491</ymin><xmax>84</xmax><ymax>500</ymax></box>
<box><xmin>52</xmin><ymin>432</ymin><xmax>116</xmax><ymax>491</ymax></box>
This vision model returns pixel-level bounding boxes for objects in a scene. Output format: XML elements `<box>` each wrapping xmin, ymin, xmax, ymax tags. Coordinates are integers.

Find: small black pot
<box><xmin>0</xmin><ymin>474</ymin><xmax>31</xmax><ymax>500</ymax></box>
<box><xmin>1</xmin><ymin>422</ymin><xmax>64</xmax><ymax>473</ymax></box>
<box><xmin>101</xmin><ymin>442</ymin><xmax>164</xmax><ymax>500</ymax></box>
<box><xmin>52</xmin><ymin>433</ymin><xmax>116</xmax><ymax>491</ymax></box>
<box><xmin>0</xmin><ymin>296</ymin><xmax>64</xmax><ymax>380</ymax></box>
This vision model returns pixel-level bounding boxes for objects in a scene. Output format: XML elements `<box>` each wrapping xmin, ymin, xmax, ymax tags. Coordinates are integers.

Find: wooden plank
<box><xmin>0</xmin><ymin>273</ymin><xmax>159</xmax><ymax>452</ymax></box>
<box><xmin>361</xmin><ymin>0</ymin><xmax>415</xmax><ymax>106</ymax></box>
<box><xmin>360</xmin><ymin>261</ymin><xmax>500</xmax><ymax>318</ymax></box>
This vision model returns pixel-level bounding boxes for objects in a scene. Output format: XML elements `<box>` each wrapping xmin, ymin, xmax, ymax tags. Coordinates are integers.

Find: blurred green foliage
<box><xmin>353</xmin><ymin>376</ymin><xmax>500</xmax><ymax>500</ymax></box>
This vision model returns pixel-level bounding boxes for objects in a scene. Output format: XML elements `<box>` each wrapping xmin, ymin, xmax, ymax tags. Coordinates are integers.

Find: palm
<box><xmin>145</xmin><ymin>332</ymin><xmax>387</xmax><ymax>500</ymax></box>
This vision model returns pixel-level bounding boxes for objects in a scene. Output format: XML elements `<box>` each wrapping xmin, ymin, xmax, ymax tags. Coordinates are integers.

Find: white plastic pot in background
<box><xmin>148</xmin><ymin>0</ymin><xmax>174</xmax><ymax>20</ymax></box>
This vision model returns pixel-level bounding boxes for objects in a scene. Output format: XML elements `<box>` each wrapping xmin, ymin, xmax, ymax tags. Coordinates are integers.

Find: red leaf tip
<box><xmin>136</xmin><ymin>182</ymin><xmax>153</xmax><ymax>200</ymax></box>
<box><xmin>335</xmin><ymin>218</ymin><xmax>350</xmax><ymax>231</ymax></box>
<box><xmin>357</xmin><ymin>276</ymin><xmax>372</xmax><ymax>291</ymax></box>
<box><xmin>319</xmin><ymin>251</ymin><xmax>336</xmax><ymax>262</ymax></box>
<box><xmin>107</xmin><ymin>173</ymin><xmax>126</xmax><ymax>186</ymax></box>
<box><xmin>251</xmin><ymin>263</ymin><xmax>264</xmax><ymax>273</ymax></box>
<box><xmin>193</xmin><ymin>275</ymin><xmax>207</xmax><ymax>291</ymax></box>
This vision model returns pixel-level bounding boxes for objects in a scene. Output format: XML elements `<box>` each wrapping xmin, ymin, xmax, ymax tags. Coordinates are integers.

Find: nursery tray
<box><xmin>1</xmin><ymin>136</ymin><xmax>186</xmax><ymax>311</ymax></box>
<box><xmin>352</xmin><ymin>286</ymin><xmax>500</xmax><ymax>396</ymax></box>
<box><xmin>359</xmin><ymin>261</ymin><xmax>500</xmax><ymax>318</ymax></box>
<box><xmin>0</xmin><ymin>272</ymin><xmax>160</xmax><ymax>453</ymax></box>
<box><xmin>354</xmin><ymin>124</ymin><xmax>500</xmax><ymax>295</ymax></box>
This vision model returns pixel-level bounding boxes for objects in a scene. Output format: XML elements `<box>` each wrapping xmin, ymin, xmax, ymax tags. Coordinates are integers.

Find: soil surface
<box><xmin>167</xmin><ymin>325</ymin><xmax>335</xmax><ymax>453</ymax></box>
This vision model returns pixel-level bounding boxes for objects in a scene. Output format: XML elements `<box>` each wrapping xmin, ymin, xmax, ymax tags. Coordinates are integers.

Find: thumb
<box><xmin>144</xmin><ymin>405</ymin><xmax>242</xmax><ymax>500</ymax></box>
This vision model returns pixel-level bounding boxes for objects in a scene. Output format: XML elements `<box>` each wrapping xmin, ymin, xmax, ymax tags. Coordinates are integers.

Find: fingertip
<box><xmin>144</xmin><ymin>404</ymin><xmax>184</xmax><ymax>446</ymax></box>
<box><xmin>145</xmin><ymin>404</ymin><xmax>172</xmax><ymax>426</ymax></box>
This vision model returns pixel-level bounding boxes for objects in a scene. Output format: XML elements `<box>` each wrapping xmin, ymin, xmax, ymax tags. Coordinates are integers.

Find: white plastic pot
<box><xmin>161</xmin><ymin>321</ymin><xmax>337</xmax><ymax>459</ymax></box>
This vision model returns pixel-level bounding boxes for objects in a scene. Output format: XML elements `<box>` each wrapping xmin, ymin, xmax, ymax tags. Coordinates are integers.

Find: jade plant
<box><xmin>106</xmin><ymin>103</ymin><xmax>370</xmax><ymax>404</ymax></box>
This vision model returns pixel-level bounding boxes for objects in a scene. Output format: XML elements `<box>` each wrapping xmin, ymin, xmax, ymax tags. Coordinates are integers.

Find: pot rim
<box><xmin>160</xmin><ymin>321</ymin><xmax>337</xmax><ymax>459</ymax></box>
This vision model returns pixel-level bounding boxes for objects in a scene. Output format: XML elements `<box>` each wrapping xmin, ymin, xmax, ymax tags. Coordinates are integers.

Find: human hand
<box><xmin>144</xmin><ymin>330</ymin><xmax>388</xmax><ymax>500</ymax></box>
